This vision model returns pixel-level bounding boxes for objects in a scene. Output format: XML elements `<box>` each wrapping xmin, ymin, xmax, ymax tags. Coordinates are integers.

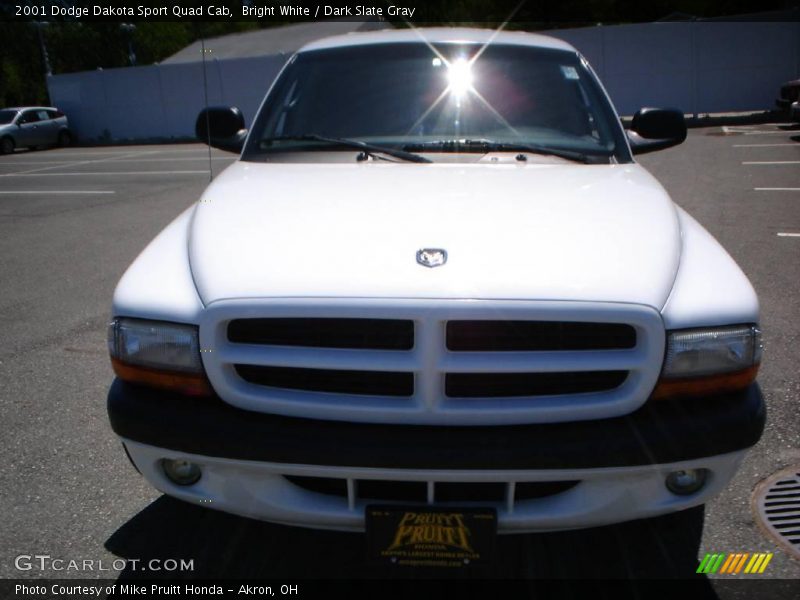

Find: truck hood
<box><xmin>189</xmin><ymin>161</ymin><xmax>681</xmax><ymax>308</ymax></box>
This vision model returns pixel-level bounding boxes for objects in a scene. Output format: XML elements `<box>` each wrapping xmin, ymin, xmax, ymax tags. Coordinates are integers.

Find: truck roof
<box><xmin>299</xmin><ymin>27</ymin><xmax>577</xmax><ymax>54</ymax></box>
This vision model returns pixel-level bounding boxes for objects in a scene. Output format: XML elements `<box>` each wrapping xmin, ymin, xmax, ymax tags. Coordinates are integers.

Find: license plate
<box><xmin>366</xmin><ymin>505</ymin><xmax>496</xmax><ymax>568</ymax></box>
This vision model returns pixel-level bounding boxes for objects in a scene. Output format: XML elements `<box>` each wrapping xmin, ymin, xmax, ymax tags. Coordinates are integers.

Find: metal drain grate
<box><xmin>752</xmin><ymin>465</ymin><xmax>800</xmax><ymax>560</ymax></box>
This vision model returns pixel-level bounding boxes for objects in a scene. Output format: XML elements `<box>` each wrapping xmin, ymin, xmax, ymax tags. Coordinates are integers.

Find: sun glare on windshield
<box><xmin>446</xmin><ymin>58</ymin><xmax>474</xmax><ymax>98</ymax></box>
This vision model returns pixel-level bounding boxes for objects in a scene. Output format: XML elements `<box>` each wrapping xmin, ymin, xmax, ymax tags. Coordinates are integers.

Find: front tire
<box><xmin>58</xmin><ymin>130</ymin><xmax>72</xmax><ymax>147</ymax></box>
<box><xmin>0</xmin><ymin>136</ymin><xmax>14</xmax><ymax>155</ymax></box>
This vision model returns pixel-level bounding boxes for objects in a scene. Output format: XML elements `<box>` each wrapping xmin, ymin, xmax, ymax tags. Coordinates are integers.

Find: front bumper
<box><xmin>776</xmin><ymin>98</ymin><xmax>800</xmax><ymax>121</ymax></box>
<box><xmin>122</xmin><ymin>440</ymin><xmax>747</xmax><ymax>533</ymax></box>
<box><xmin>108</xmin><ymin>379</ymin><xmax>763</xmax><ymax>470</ymax></box>
<box><xmin>108</xmin><ymin>380</ymin><xmax>764</xmax><ymax>532</ymax></box>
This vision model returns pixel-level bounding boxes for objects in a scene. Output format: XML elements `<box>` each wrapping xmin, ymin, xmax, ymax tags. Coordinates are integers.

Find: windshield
<box><xmin>244</xmin><ymin>42</ymin><xmax>630</xmax><ymax>163</ymax></box>
<box><xmin>0</xmin><ymin>109</ymin><xmax>18</xmax><ymax>125</ymax></box>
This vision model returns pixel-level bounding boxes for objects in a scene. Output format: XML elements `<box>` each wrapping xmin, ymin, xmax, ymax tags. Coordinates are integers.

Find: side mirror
<box><xmin>627</xmin><ymin>108</ymin><xmax>687</xmax><ymax>155</ymax></box>
<box><xmin>195</xmin><ymin>106</ymin><xmax>247</xmax><ymax>154</ymax></box>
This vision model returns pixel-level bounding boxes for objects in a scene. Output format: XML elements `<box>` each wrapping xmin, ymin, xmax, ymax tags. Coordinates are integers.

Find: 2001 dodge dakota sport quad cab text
<box><xmin>107</xmin><ymin>28</ymin><xmax>764</xmax><ymax>563</ymax></box>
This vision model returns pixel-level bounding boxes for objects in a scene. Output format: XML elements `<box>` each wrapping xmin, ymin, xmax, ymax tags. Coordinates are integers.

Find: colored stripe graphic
<box><xmin>744</xmin><ymin>552</ymin><xmax>766</xmax><ymax>573</ymax></box>
<box><xmin>697</xmin><ymin>554</ymin><xmax>712</xmax><ymax>573</ymax></box>
<box><xmin>720</xmin><ymin>554</ymin><xmax>737</xmax><ymax>574</ymax></box>
<box><xmin>698</xmin><ymin>553</ymin><xmax>773</xmax><ymax>575</ymax></box>
<box><xmin>745</xmin><ymin>554</ymin><xmax>761</xmax><ymax>574</ymax></box>
<box><xmin>697</xmin><ymin>553</ymin><xmax>726</xmax><ymax>574</ymax></box>
<box><xmin>733</xmin><ymin>553</ymin><xmax>749</xmax><ymax>574</ymax></box>
<box><xmin>758</xmin><ymin>553</ymin><xmax>773</xmax><ymax>573</ymax></box>
<box><xmin>711</xmin><ymin>554</ymin><xmax>725</xmax><ymax>573</ymax></box>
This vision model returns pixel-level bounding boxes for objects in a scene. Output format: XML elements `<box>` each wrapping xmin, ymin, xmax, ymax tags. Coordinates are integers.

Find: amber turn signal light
<box><xmin>652</xmin><ymin>364</ymin><xmax>759</xmax><ymax>401</ymax></box>
<box><xmin>111</xmin><ymin>357</ymin><xmax>214</xmax><ymax>397</ymax></box>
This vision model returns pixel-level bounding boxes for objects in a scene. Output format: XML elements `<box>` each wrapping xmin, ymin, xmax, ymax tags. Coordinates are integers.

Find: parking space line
<box><xmin>723</xmin><ymin>128</ymin><xmax>797</xmax><ymax>136</ymax></box>
<box><xmin>112</xmin><ymin>156</ymin><xmax>233</xmax><ymax>162</ymax></box>
<box><xmin>723</xmin><ymin>125</ymin><xmax>796</xmax><ymax>134</ymax></box>
<box><xmin>777</xmin><ymin>232</ymin><xmax>800</xmax><ymax>237</ymax></box>
<box><xmin>0</xmin><ymin>161</ymin><xmax>74</xmax><ymax>166</ymax></box>
<box><xmin>0</xmin><ymin>157</ymin><xmax>233</xmax><ymax>165</ymax></box>
<box><xmin>0</xmin><ymin>171</ymin><xmax>209</xmax><ymax>176</ymax></box>
<box><xmin>0</xmin><ymin>150</ymin><xmax>159</xmax><ymax>177</ymax></box>
<box><xmin>148</xmin><ymin>148</ymin><xmax>228</xmax><ymax>154</ymax></box>
<box><xmin>0</xmin><ymin>190</ymin><xmax>115</xmax><ymax>194</ymax></box>
<box><xmin>2</xmin><ymin>151</ymin><xmax>142</xmax><ymax>158</ymax></box>
<box><xmin>2</xmin><ymin>148</ymin><xmax>208</xmax><ymax>159</ymax></box>
<box><xmin>743</xmin><ymin>161</ymin><xmax>800</xmax><ymax>165</ymax></box>
<box><xmin>734</xmin><ymin>143</ymin><xmax>797</xmax><ymax>147</ymax></box>
<box><xmin>755</xmin><ymin>188</ymin><xmax>800</xmax><ymax>191</ymax></box>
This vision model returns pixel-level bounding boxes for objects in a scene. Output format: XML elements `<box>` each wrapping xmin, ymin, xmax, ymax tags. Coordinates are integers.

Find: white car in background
<box><xmin>0</xmin><ymin>106</ymin><xmax>72</xmax><ymax>154</ymax></box>
<box><xmin>106</xmin><ymin>28</ymin><xmax>764</xmax><ymax>566</ymax></box>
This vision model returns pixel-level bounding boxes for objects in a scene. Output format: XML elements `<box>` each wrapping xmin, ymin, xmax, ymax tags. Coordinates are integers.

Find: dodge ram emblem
<box><xmin>416</xmin><ymin>248</ymin><xmax>447</xmax><ymax>268</ymax></box>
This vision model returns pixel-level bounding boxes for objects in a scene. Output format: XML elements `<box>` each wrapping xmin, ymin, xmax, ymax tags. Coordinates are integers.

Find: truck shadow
<box><xmin>105</xmin><ymin>496</ymin><xmax>716</xmax><ymax>593</ymax></box>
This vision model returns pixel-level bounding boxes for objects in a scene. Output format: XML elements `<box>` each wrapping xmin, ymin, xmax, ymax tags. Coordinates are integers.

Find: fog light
<box><xmin>162</xmin><ymin>459</ymin><xmax>201</xmax><ymax>486</ymax></box>
<box><xmin>665</xmin><ymin>469</ymin><xmax>708</xmax><ymax>495</ymax></box>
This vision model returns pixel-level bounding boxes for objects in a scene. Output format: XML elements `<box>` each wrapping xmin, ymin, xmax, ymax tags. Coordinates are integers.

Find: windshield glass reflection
<box><xmin>247</xmin><ymin>42</ymin><xmax>626</xmax><ymax>161</ymax></box>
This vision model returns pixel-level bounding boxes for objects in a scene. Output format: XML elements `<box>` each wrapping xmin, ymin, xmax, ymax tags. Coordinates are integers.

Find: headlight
<box><xmin>108</xmin><ymin>318</ymin><xmax>213</xmax><ymax>396</ymax></box>
<box><xmin>663</xmin><ymin>325</ymin><xmax>762</xmax><ymax>377</ymax></box>
<box><xmin>653</xmin><ymin>325</ymin><xmax>761</xmax><ymax>400</ymax></box>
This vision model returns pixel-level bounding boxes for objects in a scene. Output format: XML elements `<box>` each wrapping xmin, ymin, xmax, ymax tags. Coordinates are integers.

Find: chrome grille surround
<box><xmin>199</xmin><ymin>298</ymin><xmax>665</xmax><ymax>426</ymax></box>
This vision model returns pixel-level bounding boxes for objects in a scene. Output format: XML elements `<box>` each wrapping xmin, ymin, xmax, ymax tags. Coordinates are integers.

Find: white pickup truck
<box><xmin>107</xmin><ymin>28</ymin><xmax>764</xmax><ymax>563</ymax></box>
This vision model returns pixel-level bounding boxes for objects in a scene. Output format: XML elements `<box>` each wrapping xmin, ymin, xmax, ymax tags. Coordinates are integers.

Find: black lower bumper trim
<box><xmin>107</xmin><ymin>379</ymin><xmax>765</xmax><ymax>470</ymax></box>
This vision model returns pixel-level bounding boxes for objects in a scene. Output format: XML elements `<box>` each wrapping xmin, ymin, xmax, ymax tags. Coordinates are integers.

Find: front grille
<box><xmin>284</xmin><ymin>476</ymin><xmax>580</xmax><ymax>505</ymax></box>
<box><xmin>445</xmin><ymin>371</ymin><xmax>628</xmax><ymax>398</ymax></box>
<box><xmin>201</xmin><ymin>300</ymin><xmax>664</xmax><ymax>425</ymax></box>
<box><xmin>447</xmin><ymin>321</ymin><xmax>636</xmax><ymax>351</ymax></box>
<box><xmin>235</xmin><ymin>365</ymin><xmax>414</xmax><ymax>397</ymax></box>
<box><xmin>228</xmin><ymin>318</ymin><xmax>414</xmax><ymax>350</ymax></box>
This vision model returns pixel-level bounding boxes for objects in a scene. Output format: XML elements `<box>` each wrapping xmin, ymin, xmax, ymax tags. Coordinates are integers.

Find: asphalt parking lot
<box><xmin>0</xmin><ymin>127</ymin><xmax>798</xmax><ymax>591</ymax></box>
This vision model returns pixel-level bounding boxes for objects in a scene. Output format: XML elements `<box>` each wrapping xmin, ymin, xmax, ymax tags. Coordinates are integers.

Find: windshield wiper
<box><xmin>261</xmin><ymin>135</ymin><xmax>431</xmax><ymax>163</ymax></box>
<box><xmin>403</xmin><ymin>139</ymin><xmax>605</xmax><ymax>164</ymax></box>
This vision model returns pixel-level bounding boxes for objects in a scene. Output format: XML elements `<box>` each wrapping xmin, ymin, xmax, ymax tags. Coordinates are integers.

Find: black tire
<box><xmin>58</xmin><ymin>130</ymin><xmax>72</xmax><ymax>147</ymax></box>
<box><xmin>0</xmin><ymin>136</ymin><xmax>14</xmax><ymax>155</ymax></box>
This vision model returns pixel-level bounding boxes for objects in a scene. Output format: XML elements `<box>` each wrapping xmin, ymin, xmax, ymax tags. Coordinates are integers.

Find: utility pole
<box><xmin>33</xmin><ymin>21</ymin><xmax>52</xmax><ymax>104</ymax></box>
<box><xmin>120</xmin><ymin>23</ymin><xmax>137</xmax><ymax>66</ymax></box>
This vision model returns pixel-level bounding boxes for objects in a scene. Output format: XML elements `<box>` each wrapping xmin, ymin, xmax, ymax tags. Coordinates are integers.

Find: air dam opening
<box><xmin>228</xmin><ymin>318</ymin><xmax>414</xmax><ymax>350</ymax></box>
<box><xmin>284</xmin><ymin>476</ymin><xmax>580</xmax><ymax>504</ymax></box>
<box><xmin>446</xmin><ymin>321</ymin><xmax>637</xmax><ymax>351</ymax></box>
